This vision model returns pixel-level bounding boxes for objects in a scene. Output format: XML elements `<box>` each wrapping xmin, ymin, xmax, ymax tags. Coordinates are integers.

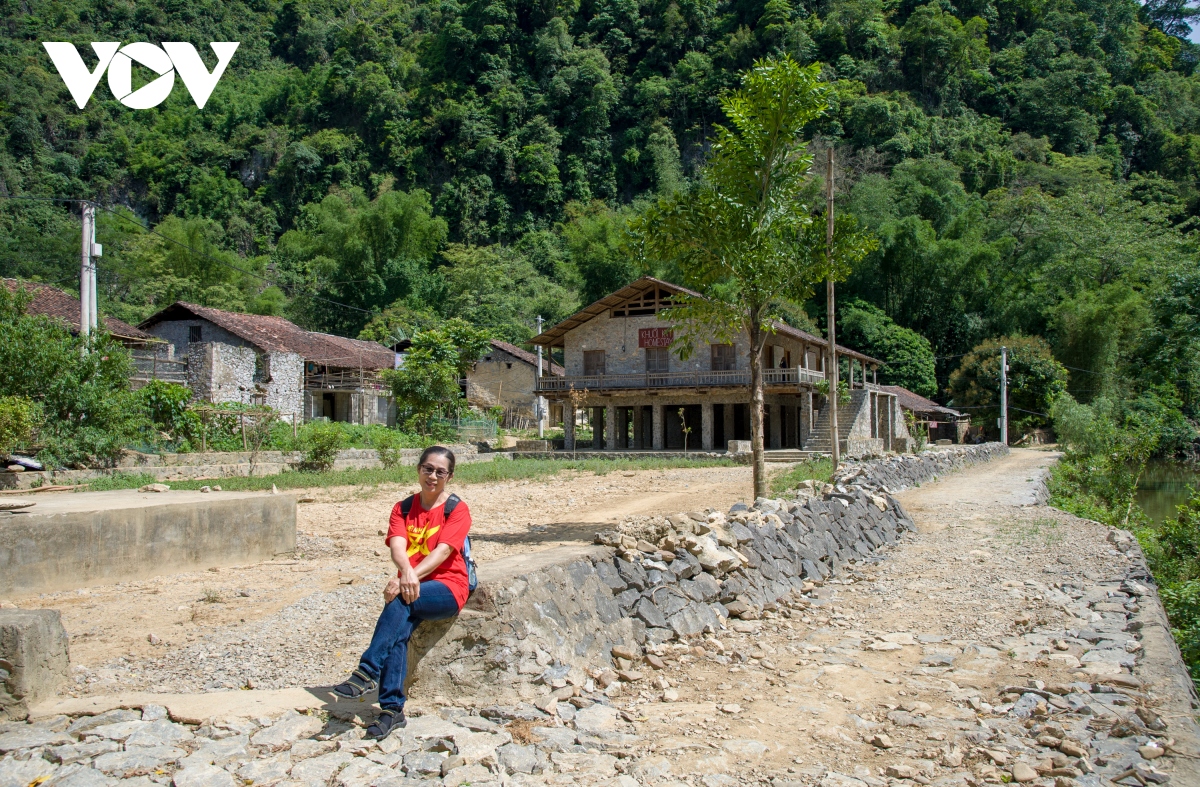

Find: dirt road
<box><xmin>9</xmin><ymin>449</ymin><xmax>1198</xmax><ymax>787</ymax></box>
<box><xmin>11</xmin><ymin>465</ymin><xmax>753</xmax><ymax>680</ymax></box>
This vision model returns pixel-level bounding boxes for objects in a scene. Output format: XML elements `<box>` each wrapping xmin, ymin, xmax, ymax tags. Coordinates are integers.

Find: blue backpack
<box><xmin>400</xmin><ymin>493</ymin><xmax>477</xmax><ymax>593</ymax></box>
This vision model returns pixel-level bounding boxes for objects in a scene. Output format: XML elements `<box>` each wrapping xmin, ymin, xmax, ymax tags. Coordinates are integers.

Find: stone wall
<box><xmin>836</xmin><ymin>442</ymin><xmax>1011</xmax><ymax>493</ymax></box>
<box><xmin>187</xmin><ymin>342</ymin><xmax>255</xmax><ymax>406</ymax></box>
<box><xmin>262</xmin><ymin>352</ymin><xmax>304</xmax><ymax>416</ymax></box>
<box><xmin>145</xmin><ymin>319</ymin><xmax>252</xmax><ymax>360</ymax></box>
<box><xmin>406</xmin><ymin>473</ymin><xmax>921</xmax><ymax>705</ymax></box>
<box><xmin>405</xmin><ymin>445</ymin><xmax>1008</xmax><ymax>705</ymax></box>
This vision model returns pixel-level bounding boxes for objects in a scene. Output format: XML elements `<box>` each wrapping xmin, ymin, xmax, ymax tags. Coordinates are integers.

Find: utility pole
<box><xmin>89</xmin><ymin>202</ymin><xmax>99</xmax><ymax>332</ymax></box>
<box><xmin>79</xmin><ymin>201</ymin><xmax>93</xmax><ymax>339</ymax></box>
<box><xmin>536</xmin><ymin>315</ymin><xmax>545</xmax><ymax>439</ymax></box>
<box><xmin>999</xmin><ymin>345</ymin><xmax>1008</xmax><ymax>446</ymax></box>
<box><xmin>825</xmin><ymin>147</ymin><xmax>840</xmax><ymax>472</ymax></box>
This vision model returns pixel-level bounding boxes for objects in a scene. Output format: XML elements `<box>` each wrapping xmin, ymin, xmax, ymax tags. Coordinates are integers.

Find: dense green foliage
<box><xmin>2</xmin><ymin>0</ymin><xmax>1200</xmax><ymax>446</ymax></box>
<box><xmin>839</xmin><ymin>300</ymin><xmax>936</xmax><ymax>396</ymax></box>
<box><xmin>948</xmin><ymin>335</ymin><xmax>1068</xmax><ymax>432</ymax></box>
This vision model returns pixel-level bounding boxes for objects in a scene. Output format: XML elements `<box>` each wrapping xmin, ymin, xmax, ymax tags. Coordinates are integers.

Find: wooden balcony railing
<box><xmin>535</xmin><ymin>366</ymin><xmax>825</xmax><ymax>393</ymax></box>
<box><xmin>305</xmin><ymin>370</ymin><xmax>389</xmax><ymax>392</ymax></box>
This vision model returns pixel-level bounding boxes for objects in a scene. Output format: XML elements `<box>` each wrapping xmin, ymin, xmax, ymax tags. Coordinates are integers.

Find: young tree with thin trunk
<box><xmin>633</xmin><ymin>56</ymin><xmax>876</xmax><ymax>499</ymax></box>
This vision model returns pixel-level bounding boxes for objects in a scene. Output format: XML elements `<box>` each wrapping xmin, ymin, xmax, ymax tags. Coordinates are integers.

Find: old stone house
<box><xmin>531</xmin><ymin>277</ymin><xmax>911</xmax><ymax>455</ymax></box>
<box><xmin>139</xmin><ymin>303</ymin><xmax>398</xmax><ymax>424</ymax></box>
<box><xmin>466</xmin><ymin>340</ymin><xmax>564</xmax><ymax>426</ymax></box>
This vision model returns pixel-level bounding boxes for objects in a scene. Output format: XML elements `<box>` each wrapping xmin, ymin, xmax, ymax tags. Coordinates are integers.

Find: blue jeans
<box><xmin>357</xmin><ymin>580</ymin><xmax>460</xmax><ymax>710</ymax></box>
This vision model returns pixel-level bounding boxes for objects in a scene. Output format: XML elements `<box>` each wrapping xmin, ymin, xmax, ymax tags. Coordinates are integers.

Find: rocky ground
<box><xmin>5</xmin><ymin>465</ymin><xmax>752</xmax><ymax>681</ymax></box>
<box><xmin>3</xmin><ymin>448</ymin><xmax>1199</xmax><ymax>787</ymax></box>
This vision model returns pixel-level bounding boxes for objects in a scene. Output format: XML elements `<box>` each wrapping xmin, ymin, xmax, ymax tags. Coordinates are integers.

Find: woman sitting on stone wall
<box><xmin>331</xmin><ymin>445</ymin><xmax>475</xmax><ymax>739</ymax></box>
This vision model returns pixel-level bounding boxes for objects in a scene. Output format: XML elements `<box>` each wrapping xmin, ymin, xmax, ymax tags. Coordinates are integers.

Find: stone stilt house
<box><xmin>139</xmin><ymin>303</ymin><xmax>398</xmax><ymax>424</ymax></box>
<box><xmin>530</xmin><ymin>277</ymin><xmax>911</xmax><ymax>455</ymax></box>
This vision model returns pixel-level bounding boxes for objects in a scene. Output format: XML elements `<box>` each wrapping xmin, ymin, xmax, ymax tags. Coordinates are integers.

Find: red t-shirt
<box><xmin>385</xmin><ymin>495</ymin><xmax>473</xmax><ymax>610</ymax></box>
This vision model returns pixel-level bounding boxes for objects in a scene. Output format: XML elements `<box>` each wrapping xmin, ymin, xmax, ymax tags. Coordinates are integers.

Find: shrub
<box><xmin>0</xmin><ymin>285</ymin><xmax>148</xmax><ymax>468</ymax></box>
<box><xmin>372</xmin><ymin>428</ymin><xmax>406</xmax><ymax>469</ymax></box>
<box><xmin>298</xmin><ymin>421</ymin><xmax>346</xmax><ymax>472</ymax></box>
<box><xmin>0</xmin><ymin>395</ymin><xmax>42</xmax><ymax>456</ymax></box>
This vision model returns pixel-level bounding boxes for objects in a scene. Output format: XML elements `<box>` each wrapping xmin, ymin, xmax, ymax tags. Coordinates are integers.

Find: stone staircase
<box><xmin>805</xmin><ymin>389</ymin><xmax>870</xmax><ymax>455</ymax></box>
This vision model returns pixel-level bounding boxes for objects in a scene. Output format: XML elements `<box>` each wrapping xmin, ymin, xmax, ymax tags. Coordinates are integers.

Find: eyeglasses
<box><xmin>419</xmin><ymin>464</ymin><xmax>451</xmax><ymax>479</ymax></box>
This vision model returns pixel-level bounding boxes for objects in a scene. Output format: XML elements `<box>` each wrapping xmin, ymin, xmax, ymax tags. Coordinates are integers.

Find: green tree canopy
<box><xmin>839</xmin><ymin>301</ymin><xmax>937</xmax><ymax>397</ymax></box>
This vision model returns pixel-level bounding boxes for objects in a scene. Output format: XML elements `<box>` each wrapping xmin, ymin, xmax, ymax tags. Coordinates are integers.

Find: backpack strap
<box><xmin>401</xmin><ymin>494</ymin><xmax>460</xmax><ymax>519</ymax></box>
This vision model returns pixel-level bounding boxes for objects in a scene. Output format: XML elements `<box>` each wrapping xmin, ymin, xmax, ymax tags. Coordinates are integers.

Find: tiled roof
<box><xmin>529</xmin><ymin>276</ymin><xmax>883</xmax><ymax>365</ymax></box>
<box><xmin>4</xmin><ymin>279</ymin><xmax>155</xmax><ymax>341</ymax></box>
<box><xmin>487</xmin><ymin>339</ymin><xmax>564</xmax><ymax>376</ymax></box>
<box><xmin>876</xmin><ymin>384</ymin><xmax>964</xmax><ymax>418</ymax></box>
<box><xmin>139</xmin><ymin>302</ymin><xmax>397</xmax><ymax>369</ymax></box>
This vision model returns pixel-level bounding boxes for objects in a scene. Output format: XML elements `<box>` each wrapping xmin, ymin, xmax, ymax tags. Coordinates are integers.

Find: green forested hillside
<box><xmin>2</xmin><ymin>0</ymin><xmax>1199</xmax><ymax>443</ymax></box>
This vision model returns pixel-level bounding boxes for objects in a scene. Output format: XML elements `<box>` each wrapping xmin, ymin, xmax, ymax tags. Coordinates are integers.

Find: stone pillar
<box><xmin>563</xmin><ymin>404</ymin><xmax>575</xmax><ymax>451</ymax></box>
<box><xmin>701</xmin><ymin>402</ymin><xmax>714</xmax><ymax>451</ymax></box>
<box><xmin>632</xmin><ymin>407</ymin><xmax>644</xmax><ymax>450</ymax></box>
<box><xmin>617</xmin><ymin>407</ymin><xmax>629</xmax><ymax>449</ymax></box>
<box><xmin>769</xmin><ymin>404</ymin><xmax>782</xmax><ymax>449</ymax></box>
<box><xmin>800</xmin><ymin>394</ymin><xmax>811</xmax><ymax>448</ymax></box>
<box><xmin>592</xmin><ymin>407</ymin><xmax>605</xmax><ymax>449</ymax></box>
<box><xmin>605</xmin><ymin>405</ymin><xmax>617</xmax><ymax>450</ymax></box>
<box><xmin>723</xmin><ymin>404</ymin><xmax>735</xmax><ymax>445</ymax></box>
<box><xmin>652</xmin><ymin>404</ymin><xmax>665</xmax><ymax>450</ymax></box>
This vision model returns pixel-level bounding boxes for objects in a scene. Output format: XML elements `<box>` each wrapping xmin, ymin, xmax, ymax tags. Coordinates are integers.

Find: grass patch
<box><xmin>770</xmin><ymin>458</ymin><xmax>834</xmax><ymax>496</ymax></box>
<box><xmin>74</xmin><ymin>456</ymin><xmax>739</xmax><ymax>494</ymax></box>
<box><xmin>999</xmin><ymin>516</ymin><xmax>1063</xmax><ymax>546</ymax></box>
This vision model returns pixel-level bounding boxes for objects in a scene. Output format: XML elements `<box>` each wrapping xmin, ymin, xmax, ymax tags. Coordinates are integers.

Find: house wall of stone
<box><xmin>187</xmin><ymin>342</ymin><xmax>255</xmax><ymax>406</ymax></box>
<box><xmin>145</xmin><ymin>319</ymin><xmax>252</xmax><ymax>359</ymax></box>
<box><xmin>261</xmin><ymin>352</ymin><xmax>303</xmax><ymax>416</ymax></box>
<box><xmin>562</xmin><ymin>312</ymin><xmax>825</xmax><ymax>376</ymax></box>
<box><xmin>467</xmin><ymin>348</ymin><xmax>540</xmax><ymax>416</ymax></box>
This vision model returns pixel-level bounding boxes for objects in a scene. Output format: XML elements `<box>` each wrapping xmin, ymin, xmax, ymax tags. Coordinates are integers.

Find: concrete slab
<box><xmin>0</xmin><ymin>490</ymin><xmax>295</xmax><ymax>597</ymax></box>
<box><xmin>30</xmin><ymin>687</ymin><xmax>349</xmax><ymax>725</ymax></box>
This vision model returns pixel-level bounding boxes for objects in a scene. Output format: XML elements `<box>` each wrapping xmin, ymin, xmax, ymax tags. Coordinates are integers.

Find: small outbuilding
<box><xmin>466</xmin><ymin>340</ymin><xmax>564</xmax><ymax>428</ymax></box>
<box><xmin>876</xmin><ymin>385</ymin><xmax>970</xmax><ymax>444</ymax></box>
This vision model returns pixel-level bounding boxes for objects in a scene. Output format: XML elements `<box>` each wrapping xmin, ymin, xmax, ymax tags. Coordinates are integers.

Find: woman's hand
<box><xmin>383</xmin><ymin>576</ymin><xmax>401</xmax><ymax>603</ymax></box>
<box><xmin>398</xmin><ymin>567</ymin><xmax>421</xmax><ymax>604</ymax></box>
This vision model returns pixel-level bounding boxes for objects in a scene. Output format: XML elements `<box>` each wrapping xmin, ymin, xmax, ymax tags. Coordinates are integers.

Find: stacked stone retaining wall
<box><xmin>835</xmin><ymin>442</ymin><xmax>1010</xmax><ymax>493</ymax></box>
<box><xmin>408</xmin><ymin>488</ymin><xmax>911</xmax><ymax>704</ymax></box>
<box><xmin>406</xmin><ymin>448</ymin><xmax>1010</xmax><ymax>704</ymax></box>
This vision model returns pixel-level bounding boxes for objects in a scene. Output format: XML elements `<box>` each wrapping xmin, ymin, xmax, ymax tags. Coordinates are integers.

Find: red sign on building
<box><xmin>638</xmin><ymin>328</ymin><xmax>673</xmax><ymax>348</ymax></box>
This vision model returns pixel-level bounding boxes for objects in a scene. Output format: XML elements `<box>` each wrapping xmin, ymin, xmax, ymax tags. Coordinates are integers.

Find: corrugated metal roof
<box><xmin>139</xmin><ymin>302</ymin><xmax>397</xmax><ymax>369</ymax></box>
<box><xmin>487</xmin><ymin>340</ymin><xmax>565</xmax><ymax>376</ymax></box>
<box><xmin>4</xmin><ymin>278</ymin><xmax>156</xmax><ymax>342</ymax></box>
<box><xmin>528</xmin><ymin>276</ymin><xmax>883</xmax><ymax>365</ymax></box>
<box><xmin>876</xmin><ymin>384</ymin><xmax>964</xmax><ymax>418</ymax></box>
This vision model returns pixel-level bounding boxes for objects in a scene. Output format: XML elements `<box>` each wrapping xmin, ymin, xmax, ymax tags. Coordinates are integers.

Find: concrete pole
<box><xmin>1000</xmin><ymin>346</ymin><xmax>1008</xmax><ymax>446</ymax></box>
<box><xmin>89</xmin><ymin>203</ymin><xmax>98</xmax><ymax>331</ymax></box>
<box><xmin>80</xmin><ymin>201</ymin><xmax>92</xmax><ymax>340</ymax></box>
<box><xmin>826</xmin><ymin>147</ymin><xmax>840</xmax><ymax>471</ymax></box>
<box><xmin>536</xmin><ymin>315</ymin><xmax>544</xmax><ymax>438</ymax></box>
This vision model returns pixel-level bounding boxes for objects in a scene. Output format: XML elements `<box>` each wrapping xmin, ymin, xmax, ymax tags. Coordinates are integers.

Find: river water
<box><xmin>1136</xmin><ymin>460</ymin><xmax>1200</xmax><ymax>524</ymax></box>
